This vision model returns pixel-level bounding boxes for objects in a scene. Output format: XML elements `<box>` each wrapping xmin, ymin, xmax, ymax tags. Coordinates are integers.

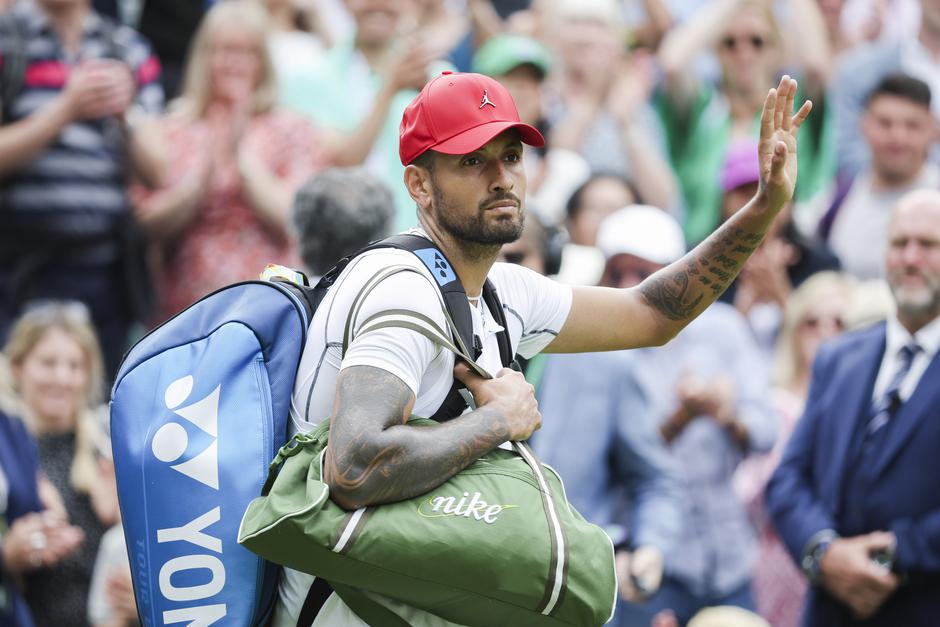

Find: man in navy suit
<box><xmin>767</xmin><ymin>188</ymin><xmax>940</xmax><ymax>626</ymax></box>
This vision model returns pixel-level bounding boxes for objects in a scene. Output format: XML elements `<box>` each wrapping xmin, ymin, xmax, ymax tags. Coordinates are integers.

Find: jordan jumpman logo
<box><xmin>479</xmin><ymin>90</ymin><xmax>495</xmax><ymax>109</ymax></box>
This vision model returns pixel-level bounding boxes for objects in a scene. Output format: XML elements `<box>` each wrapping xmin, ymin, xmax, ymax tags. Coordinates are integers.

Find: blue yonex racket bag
<box><xmin>110</xmin><ymin>276</ymin><xmax>315</xmax><ymax>626</ymax></box>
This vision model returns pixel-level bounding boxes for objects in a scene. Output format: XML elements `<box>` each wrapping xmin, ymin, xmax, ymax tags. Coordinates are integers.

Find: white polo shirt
<box><xmin>275</xmin><ymin>232</ymin><xmax>573</xmax><ymax>626</ymax></box>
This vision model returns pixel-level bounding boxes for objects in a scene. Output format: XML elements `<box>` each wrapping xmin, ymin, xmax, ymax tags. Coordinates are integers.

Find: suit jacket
<box><xmin>767</xmin><ymin>322</ymin><xmax>940</xmax><ymax>626</ymax></box>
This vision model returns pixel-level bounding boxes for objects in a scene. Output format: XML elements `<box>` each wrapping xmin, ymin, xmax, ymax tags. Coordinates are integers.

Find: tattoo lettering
<box><xmin>640</xmin><ymin>222</ymin><xmax>765</xmax><ymax>322</ymax></box>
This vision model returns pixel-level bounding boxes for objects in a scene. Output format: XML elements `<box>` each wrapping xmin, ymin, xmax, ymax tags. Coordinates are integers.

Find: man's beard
<box><xmin>432</xmin><ymin>185</ymin><xmax>525</xmax><ymax>246</ymax></box>
<box><xmin>890</xmin><ymin>269</ymin><xmax>940</xmax><ymax>321</ymax></box>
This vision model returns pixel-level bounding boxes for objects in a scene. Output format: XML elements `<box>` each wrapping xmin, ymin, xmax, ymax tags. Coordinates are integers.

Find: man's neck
<box><xmin>418</xmin><ymin>219</ymin><xmax>500</xmax><ymax>299</ymax></box>
<box><xmin>870</xmin><ymin>163</ymin><xmax>925</xmax><ymax>192</ymax></box>
<box><xmin>40</xmin><ymin>1</ymin><xmax>90</xmax><ymax>55</ymax></box>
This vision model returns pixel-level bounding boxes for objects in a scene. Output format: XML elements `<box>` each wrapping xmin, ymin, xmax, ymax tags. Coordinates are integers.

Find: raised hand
<box><xmin>759</xmin><ymin>75</ymin><xmax>812</xmax><ymax>211</ymax></box>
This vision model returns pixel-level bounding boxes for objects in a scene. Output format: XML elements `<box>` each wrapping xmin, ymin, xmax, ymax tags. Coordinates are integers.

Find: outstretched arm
<box><xmin>324</xmin><ymin>364</ymin><xmax>541</xmax><ymax>510</ymax></box>
<box><xmin>547</xmin><ymin>76</ymin><xmax>811</xmax><ymax>353</ymax></box>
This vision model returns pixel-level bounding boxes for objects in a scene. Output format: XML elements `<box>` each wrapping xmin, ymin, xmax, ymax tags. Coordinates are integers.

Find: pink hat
<box><xmin>399</xmin><ymin>71</ymin><xmax>545</xmax><ymax>166</ymax></box>
<box><xmin>721</xmin><ymin>139</ymin><xmax>761</xmax><ymax>192</ymax></box>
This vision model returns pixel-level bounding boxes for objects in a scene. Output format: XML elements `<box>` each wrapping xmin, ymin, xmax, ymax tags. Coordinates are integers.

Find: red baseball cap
<box><xmin>399</xmin><ymin>71</ymin><xmax>545</xmax><ymax>165</ymax></box>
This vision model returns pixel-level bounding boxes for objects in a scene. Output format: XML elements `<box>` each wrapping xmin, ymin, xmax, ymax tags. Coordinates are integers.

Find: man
<box><xmin>276</xmin><ymin>70</ymin><xmax>809</xmax><ymax>625</ymax></box>
<box><xmin>767</xmin><ymin>188</ymin><xmax>940</xmax><ymax>625</ymax></box>
<box><xmin>820</xmin><ymin>74</ymin><xmax>940</xmax><ymax>280</ymax></box>
<box><xmin>532</xmin><ymin>206</ymin><xmax>687</xmax><ymax>627</ymax></box>
<box><xmin>0</xmin><ymin>0</ymin><xmax>164</xmax><ymax>380</ymax></box>
<box><xmin>831</xmin><ymin>0</ymin><xmax>940</xmax><ymax>176</ymax></box>
<box><xmin>472</xmin><ymin>33</ymin><xmax>590</xmax><ymax>227</ymax></box>
<box><xmin>291</xmin><ymin>167</ymin><xmax>395</xmax><ymax>282</ymax></box>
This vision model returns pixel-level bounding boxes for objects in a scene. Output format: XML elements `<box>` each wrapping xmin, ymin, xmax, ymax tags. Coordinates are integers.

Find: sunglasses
<box><xmin>721</xmin><ymin>34</ymin><xmax>766</xmax><ymax>51</ymax></box>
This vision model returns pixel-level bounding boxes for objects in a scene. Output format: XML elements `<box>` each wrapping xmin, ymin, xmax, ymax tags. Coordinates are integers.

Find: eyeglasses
<box><xmin>720</xmin><ymin>34</ymin><xmax>766</xmax><ymax>51</ymax></box>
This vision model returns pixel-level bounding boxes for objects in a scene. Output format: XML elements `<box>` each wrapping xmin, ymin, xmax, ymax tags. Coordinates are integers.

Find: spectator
<box><xmin>767</xmin><ymin>188</ymin><xmax>940</xmax><ymax>626</ymax></box>
<box><xmin>657</xmin><ymin>0</ymin><xmax>833</xmax><ymax>243</ymax></box>
<box><xmin>544</xmin><ymin>0</ymin><xmax>680</xmax><ymax>214</ymax></box>
<box><xmin>588</xmin><ymin>206</ymin><xmax>777</xmax><ymax>625</ymax></box>
<box><xmin>291</xmin><ymin>167</ymin><xmax>395</xmax><ymax>281</ymax></box>
<box><xmin>134</xmin><ymin>0</ymin><xmax>328</xmax><ymax>323</ymax></box>
<box><xmin>533</xmin><ymin>206</ymin><xmax>685</xmax><ymax>627</ymax></box>
<box><xmin>733</xmin><ymin>271</ymin><xmax>856</xmax><ymax>627</ymax></box>
<box><xmin>472</xmin><ymin>33</ymin><xmax>591</xmax><ymax>226</ymax></box>
<box><xmin>767</xmin><ymin>190</ymin><xmax>940</xmax><ymax>627</ymax></box>
<box><xmin>719</xmin><ymin>139</ymin><xmax>841</xmax><ymax>352</ymax></box>
<box><xmin>3</xmin><ymin>302</ymin><xmax>109</xmax><ymax>626</ymax></box>
<box><xmin>280</xmin><ymin>0</ymin><xmax>443</xmax><ymax>231</ymax></box>
<box><xmin>830</xmin><ymin>0</ymin><xmax>940</xmax><ymax>176</ymax></box>
<box><xmin>0</xmin><ymin>381</ymin><xmax>83</xmax><ymax>627</ymax></box>
<box><xmin>819</xmin><ymin>74</ymin><xmax>939</xmax><ymax>280</ymax></box>
<box><xmin>556</xmin><ymin>173</ymin><xmax>640</xmax><ymax>286</ymax></box>
<box><xmin>0</xmin><ymin>0</ymin><xmax>165</xmax><ymax>381</ymax></box>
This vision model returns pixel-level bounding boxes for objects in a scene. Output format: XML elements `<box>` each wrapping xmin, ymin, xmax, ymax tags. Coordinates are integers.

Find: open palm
<box><xmin>759</xmin><ymin>75</ymin><xmax>812</xmax><ymax>210</ymax></box>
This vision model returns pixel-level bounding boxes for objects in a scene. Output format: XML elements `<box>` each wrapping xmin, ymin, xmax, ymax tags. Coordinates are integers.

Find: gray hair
<box><xmin>291</xmin><ymin>168</ymin><xmax>395</xmax><ymax>275</ymax></box>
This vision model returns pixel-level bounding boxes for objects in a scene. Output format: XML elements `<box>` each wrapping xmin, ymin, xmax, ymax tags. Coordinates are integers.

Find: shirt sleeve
<box><xmin>491</xmin><ymin>263</ymin><xmax>573</xmax><ymax>359</ymax></box>
<box><xmin>115</xmin><ymin>25</ymin><xmax>164</xmax><ymax>114</ymax></box>
<box><xmin>339</xmin><ymin>262</ymin><xmax>447</xmax><ymax>397</ymax></box>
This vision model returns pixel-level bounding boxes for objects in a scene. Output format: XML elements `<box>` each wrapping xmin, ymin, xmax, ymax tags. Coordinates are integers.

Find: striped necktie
<box><xmin>866</xmin><ymin>343</ymin><xmax>922</xmax><ymax>438</ymax></box>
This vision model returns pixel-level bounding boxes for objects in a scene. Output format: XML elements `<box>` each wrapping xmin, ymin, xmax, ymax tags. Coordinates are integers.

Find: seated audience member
<box><xmin>291</xmin><ymin>168</ymin><xmax>395</xmax><ymax>281</ymax></box>
<box><xmin>0</xmin><ymin>0</ymin><xmax>165</xmax><ymax>381</ymax></box>
<box><xmin>590</xmin><ymin>206</ymin><xmax>776</xmax><ymax>625</ymax></box>
<box><xmin>472</xmin><ymin>34</ymin><xmax>591</xmax><ymax>226</ymax></box>
<box><xmin>544</xmin><ymin>0</ymin><xmax>680</xmax><ymax>214</ymax></box>
<box><xmin>768</xmin><ymin>189</ymin><xmax>940</xmax><ymax>626</ymax></box>
<box><xmin>656</xmin><ymin>0</ymin><xmax>833</xmax><ymax>244</ymax></box>
<box><xmin>818</xmin><ymin>74</ymin><xmax>939</xmax><ymax>280</ymax></box>
<box><xmin>533</xmin><ymin>206</ymin><xmax>685</xmax><ymax>627</ymax></box>
<box><xmin>733</xmin><ymin>271</ymin><xmax>856</xmax><ymax>627</ymax></box>
<box><xmin>134</xmin><ymin>0</ymin><xmax>329</xmax><ymax>323</ymax></box>
<box><xmin>3</xmin><ymin>302</ymin><xmax>109</xmax><ymax>626</ymax></box>
<box><xmin>830</xmin><ymin>0</ymin><xmax>940</xmax><ymax>176</ymax></box>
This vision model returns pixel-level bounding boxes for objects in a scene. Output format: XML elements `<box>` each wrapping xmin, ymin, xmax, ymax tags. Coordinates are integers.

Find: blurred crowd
<box><xmin>1</xmin><ymin>0</ymin><xmax>939</xmax><ymax>625</ymax></box>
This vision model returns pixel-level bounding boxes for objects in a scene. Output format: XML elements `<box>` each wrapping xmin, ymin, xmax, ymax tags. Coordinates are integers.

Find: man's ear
<box><xmin>404</xmin><ymin>164</ymin><xmax>432</xmax><ymax>211</ymax></box>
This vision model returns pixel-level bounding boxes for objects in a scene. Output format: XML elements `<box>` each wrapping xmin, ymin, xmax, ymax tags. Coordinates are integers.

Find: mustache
<box><xmin>479</xmin><ymin>192</ymin><xmax>521</xmax><ymax>211</ymax></box>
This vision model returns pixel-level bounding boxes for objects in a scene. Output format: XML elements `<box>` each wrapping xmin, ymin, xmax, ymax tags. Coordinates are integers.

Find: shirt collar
<box><xmin>885</xmin><ymin>313</ymin><xmax>940</xmax><ymax>360</ymax></box>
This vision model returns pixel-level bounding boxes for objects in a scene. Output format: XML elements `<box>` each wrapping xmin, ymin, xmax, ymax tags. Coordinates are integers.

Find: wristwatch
<box><xmin>802</xmin><ymin>530</ymin><xmax>839</xmax><ymax>585</ymax></box>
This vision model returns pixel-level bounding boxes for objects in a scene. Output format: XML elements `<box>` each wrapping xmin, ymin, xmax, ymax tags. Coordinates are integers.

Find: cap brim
<box><xmin>431</xmin><ymin>121</ymin><xmax>545</xmax><ymax>156</ymax></box>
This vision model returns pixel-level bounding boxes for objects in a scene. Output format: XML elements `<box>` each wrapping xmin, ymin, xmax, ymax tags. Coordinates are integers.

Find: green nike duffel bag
<box><xmin>237</xmin><ymin>416</ymin><xmax>617</xmax><ymax>627</ymax></box>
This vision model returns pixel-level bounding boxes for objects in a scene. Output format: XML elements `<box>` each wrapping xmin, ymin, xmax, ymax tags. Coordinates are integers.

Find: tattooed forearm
<box><xmin>325</xmin><ymin>366</ymin><xmax>509</xmax><ymax>510</ymax></box>
<box><xmin>640</xmin><ymin>222</ymin><xmax>766</xmax><ymax>322</ymax></box>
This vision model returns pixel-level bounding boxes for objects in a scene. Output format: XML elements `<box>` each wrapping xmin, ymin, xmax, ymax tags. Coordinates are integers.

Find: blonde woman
<box><xmin>734</xmin><ymin>272</ymin><xmax>856</xmax><ymax>627</ymax></box>
<box><xmin>1</xmin><ymin>301</ymin><xmax>109</xmax><ymax>626</ymax></box>
<box><xmin>134</xmin><ymin>0</ymin><xmax>329</xmax><ymax>323</ymax></box>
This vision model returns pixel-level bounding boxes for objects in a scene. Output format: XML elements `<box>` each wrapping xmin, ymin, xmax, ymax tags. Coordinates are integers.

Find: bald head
<box><xmin>886</xmin><ymin>189</ymin><xmax>940</xmax><ymax>332</ymax></box>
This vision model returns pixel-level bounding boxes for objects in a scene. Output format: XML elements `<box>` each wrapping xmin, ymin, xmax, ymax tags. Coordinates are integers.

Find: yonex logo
<box><xmin>434</xmin><ymin>253</ymin><xmax>450</xmax><ymax>280</ymax></box>
<box><xmin>151</xmin><ymin>375</ymin><xmax>220</xmax><ymax>490</ymax></box>
<box><xmin>415</xmin><ymin>248</ymin><xmax>457</xmax><ymax>286</ymax></box>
